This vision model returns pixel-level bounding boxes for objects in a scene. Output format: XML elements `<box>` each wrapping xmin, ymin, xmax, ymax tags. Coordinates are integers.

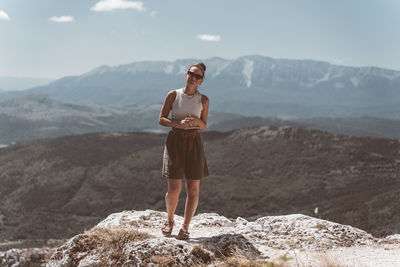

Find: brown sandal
<box><xmin>176</xmin><ymin>228</ymin><xmax>190</xmax><ymax>240</ymax></box>
<box><xmin>161</xmin><ymin>220</ymin><xmax>174</xmax><ymax>236</ymax></box>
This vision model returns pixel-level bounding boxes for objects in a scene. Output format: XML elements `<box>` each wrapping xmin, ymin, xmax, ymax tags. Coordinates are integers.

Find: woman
<box><xmin>158</xmin><ymin>62</ymin><xmax>210</xmax><ymax>240</ymax></box>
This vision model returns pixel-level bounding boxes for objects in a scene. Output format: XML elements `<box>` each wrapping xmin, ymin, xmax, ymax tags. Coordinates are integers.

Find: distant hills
<box><xmin>209</xmin><ymin>116</ymin><xmax>400</xmax><ymax>140</ymax></box>
<box><xmin>1</xmin><ymin>55</ymin><xmax>399</xmax><ymax>119</ymax></box>
<box><xmin>0</xmin><ymin>93</ymin><xmax>241</xmax><ymax>144</ymax></box>
<box><xmin>0</xmin><ymin>93</ymin><xmax>159</xmax><ymax>144</ymax></box>
<box><xmin>1</xmin><ymin>93</ymin><xmax>399</xmax><ymax>145</ymax></box>
<box><xmin>0</xmin><ymin>126</ymin><xmax>399</xmax><ymax>243</ymax></box>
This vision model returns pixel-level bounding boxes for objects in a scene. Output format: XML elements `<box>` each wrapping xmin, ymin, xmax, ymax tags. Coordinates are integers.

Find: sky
<box><xmin>0</xmin><ymin>0</ymin><xmax>400</xmax><ymax>79</ymax></box>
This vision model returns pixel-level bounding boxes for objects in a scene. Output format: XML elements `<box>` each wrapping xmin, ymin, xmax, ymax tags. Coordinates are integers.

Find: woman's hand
<box><xmin>170</xmin><ymin>118</ymin><xmax>193</xmax><ymax>129</ymax></box>
<box><xmin>172</xmin><ymin>115</ymin><xmax>203</xmax><ymax>130</ymax></box>
<box><xmin>179</xmin><ymin>117</ymin><xmax>194</xmax><ymax>129</ymax></box>
<box><xmin>181</xmin><ymin>115</ymin><xmax>201</xmax><ymax>129</ymax></box>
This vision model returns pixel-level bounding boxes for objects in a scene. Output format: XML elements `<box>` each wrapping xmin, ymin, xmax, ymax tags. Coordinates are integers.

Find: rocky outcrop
<box><xmin>0</xmin><ymin>247</ymin><xmax>56</xmax><ymax>267</ymax></box>
<box><xmin>46</xmin><ymin>210</ymin><xmax>400</xmax><ymax>266</ymax></box>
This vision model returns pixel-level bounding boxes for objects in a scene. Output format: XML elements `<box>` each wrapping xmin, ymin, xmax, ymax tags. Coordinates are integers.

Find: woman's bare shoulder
<box><xmin>200</xmin><ymin>93</ymin><xmax>209</xmax><ymax>104</ymax></box>
<box><xmin>165</xmin><ymin>89</ymin><xmax>177</xmax><ymax>100</ymax></box>
<box><xmin>167</xmin><ymin>89</ymin><xmax>177</xmax><ymax>96</ymax></box>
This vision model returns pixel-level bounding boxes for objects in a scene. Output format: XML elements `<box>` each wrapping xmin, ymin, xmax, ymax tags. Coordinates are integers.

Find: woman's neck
<box><xmin>183</xmin><ymin>85</ymin><xmax>197</xmax><ymax>96</ymax></box>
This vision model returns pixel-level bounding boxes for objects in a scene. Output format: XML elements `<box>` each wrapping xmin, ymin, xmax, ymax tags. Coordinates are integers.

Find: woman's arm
<box><xmin>159</xmin><ymin>90</ymin><xmax>181</xmax><ymax>127</ymax></box>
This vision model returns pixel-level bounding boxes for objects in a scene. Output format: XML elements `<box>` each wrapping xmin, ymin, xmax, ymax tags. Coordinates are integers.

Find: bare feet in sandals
<box><xmin>161</xmin><ymin>220</ymin><xmax>174</xmax><ymax>236</ymax></box>
<box><xmin>176</xmin><ymin>227</ymin><xmax>190</xmax><ymax>240</ymax></box>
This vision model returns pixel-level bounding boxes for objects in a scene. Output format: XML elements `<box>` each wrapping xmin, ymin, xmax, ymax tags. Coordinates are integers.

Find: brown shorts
<box><xmin>162</xmin><ymin>128</ymin><xmax>209</xmax><ymax>180</ymax></box>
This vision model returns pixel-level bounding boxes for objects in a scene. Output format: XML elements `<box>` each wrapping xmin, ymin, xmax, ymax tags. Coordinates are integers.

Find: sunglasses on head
<box><xmin>187</xmin><ymin>71</ymin><xmax>203</xmax><ymax>80</ymax></box>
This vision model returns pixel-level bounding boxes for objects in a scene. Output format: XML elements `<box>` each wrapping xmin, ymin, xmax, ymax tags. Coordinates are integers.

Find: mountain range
<box><xmin>1</xmin><ymin>126</ymin><xmax>399</xmax><ymax>244</ymax></box>
<box><xmin>1</xmin><ymin>55</ymin><xmax>399</xmax><ymax>119</ymax></box>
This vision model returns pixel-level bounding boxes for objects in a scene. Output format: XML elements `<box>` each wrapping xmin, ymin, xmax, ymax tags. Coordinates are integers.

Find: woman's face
<box><xmin>185</xmin><ymin>66</ymin><xmax>204</xmax><ymax>87</ymax></box>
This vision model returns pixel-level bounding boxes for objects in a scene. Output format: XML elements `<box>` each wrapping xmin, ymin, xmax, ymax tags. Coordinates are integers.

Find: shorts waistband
<box><xmin>171</xmin><ymin>128</ymin><xmax>198</xmax><ymax>136</ymax></box>
<box><xmin>171</xmin><ymin>128</ymin><xmax>198</xmax><ymax>151</ymax></box>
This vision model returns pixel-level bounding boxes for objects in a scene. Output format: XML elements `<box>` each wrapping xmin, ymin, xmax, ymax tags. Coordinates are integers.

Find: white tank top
<box><xmin>171</xmin><ymin>88</ymin><xmax>203</xmax><ymax>120</ymax></box>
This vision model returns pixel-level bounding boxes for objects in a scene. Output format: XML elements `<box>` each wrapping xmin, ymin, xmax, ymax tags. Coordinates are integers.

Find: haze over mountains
<box><xmin>0</xmin><ymin>94</ymin><xmax>241</xmax><ymax>144</ymax></box>
<box><xmin>1</xmin><ymin>93</ymin><xmax>400</xmax><ymax>145</ymax></box>
<box><xmin>1</xmin><ymin>55</ymin><xmax>399</xmax><ymax>119</ymax></box>
<box><xmin>0</xmin><ymin>76</ymin><xmax>53</xmax><ymax>92</ymax></box>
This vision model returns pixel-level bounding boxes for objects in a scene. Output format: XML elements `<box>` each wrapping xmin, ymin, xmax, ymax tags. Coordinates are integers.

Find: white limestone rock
<box><xmin>46</xmin><ymin>210</ymin><xmax>398</xmax><ymax>267</ymax></box>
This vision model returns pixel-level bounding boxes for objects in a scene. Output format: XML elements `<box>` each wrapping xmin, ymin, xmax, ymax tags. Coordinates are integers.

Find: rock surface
<box><xmin>46</xmin><ymin>210</ymin><xmax>400</xmax><ymax>266</ymax></box>
<box><xmin>0</xmin><ymin>247</ymin><xmax>56</xmax><ymax>267</ymax></box>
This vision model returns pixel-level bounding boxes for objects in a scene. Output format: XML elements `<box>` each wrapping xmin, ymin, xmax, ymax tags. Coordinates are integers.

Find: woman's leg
<box><xmin>182</xmin><ymin>179</ymin><xmax>200</xmax><ymax>231</ymax></box>
<box><xmin>165</xmin><ymin>179</ymin><xmax>182</xmax><ymax>222</ymax></box>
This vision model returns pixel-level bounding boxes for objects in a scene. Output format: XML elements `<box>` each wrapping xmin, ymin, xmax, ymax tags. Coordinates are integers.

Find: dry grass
<box><xmin>277</xmin><ymin>254</ymin><xmax>293</xmax><ymax>262</ymax></box>
<box><xmin>311</xmin><ymin>252</ymin><xmax>345</xmax><ymax>267</ymax></box>
<box><xmin>82</xmin><ymin>225</ymin><xmax>153</xmax><ymax>265</ymax></box>
<box><xmin>189</xmin><ymin>245</ymin><xmax>282</xmax><ymax>267</ymax></box>
<box><xmin>210</xmin><ymin>247</ymin><xmax>289</xmax><ymax>267</ymax></box>
<box><xmin>191</xmin><ymin>245</ymin><xmax>214</xmax><ymax>264</ymax></box>
<box><xmin>151</xmin><ymin>255</ymin><xmax>177</xmax><ymax>267</ymax></box>
<box><xmin>215</xmin><ymin>256</ymin><xmax>287</xmax><ymax>267</ymax></box>
<box><xmin>85</xmin><ymin>225</ymin><xmax>151</xmax><ymax>248</ymax></box>
<box><xmin>288</xmin><ymin>249</ymin><xmax>347</xmax><ymax>267</ymax></box>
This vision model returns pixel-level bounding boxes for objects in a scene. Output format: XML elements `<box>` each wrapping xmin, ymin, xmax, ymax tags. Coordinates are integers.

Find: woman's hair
<box><xmin>188</xmin><ymin>62</ymin><xmax>206</xmax><ymax>78</ymax></box>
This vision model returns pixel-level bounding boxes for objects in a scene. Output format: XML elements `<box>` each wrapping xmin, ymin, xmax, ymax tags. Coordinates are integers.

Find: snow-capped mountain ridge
<box><xmin>1</xmin><ymin>55</ymin><xmax>399</xmax><ymax>118</ymax></box>
<box><xmin>80</xmin><ymin>55</ymin><xmax>400</xmax><ymax>88</ymax></box>
<box><xmin>74</xmin><ymin>55</ymin><xmax>400</xmax><ymax>94</ymax></box>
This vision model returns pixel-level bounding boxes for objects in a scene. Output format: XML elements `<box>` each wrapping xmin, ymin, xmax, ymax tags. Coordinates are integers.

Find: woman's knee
<box><xmin>168</xmin><ymin>179</ymin><xmax>182</xmax><ymax>195</ymax></box>
<box><xmin>185</xmin><ymin>180</ymin><xmax>200</xmax><ymax>197</ymax></box>
<box><xmin>187</xmin><ymin>190</ymin><xmax>199</xmax><ymax>199</ymax></box>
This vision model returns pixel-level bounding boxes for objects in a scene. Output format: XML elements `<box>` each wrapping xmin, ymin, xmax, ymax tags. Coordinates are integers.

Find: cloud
<box><xmin>150</xmin><ymin>11</ymin><xmax>158</xmax><ymax>16</ymax></box>
<box><xmin>91</xmin><ymin>0</ymin><xmax>145</xmax><ymax>12</ymax></box>
<box><xmin>49</xmin><ymin>16</ymin><xmax>75</xmax><ymax>23</ymax></box>
<box><xmin>197</xmin><ymin>34</ymin><xmax>221</xmax><ymax>42</ymax></box>
<box><xmin>0</xmin><ymin>10</ymin><xmax>10</xmax><ymax>21</ymax></box>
